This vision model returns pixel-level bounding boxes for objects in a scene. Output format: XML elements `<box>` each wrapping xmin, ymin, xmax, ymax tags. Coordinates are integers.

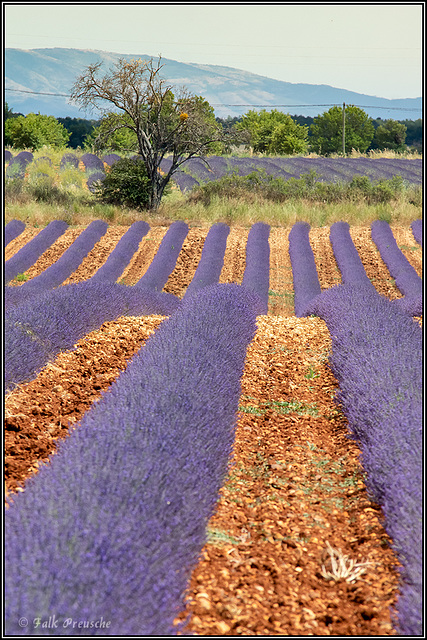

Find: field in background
<box><xmin>4</xmin><ymin>148</ymin><xmax>422</xmax><ymax>229</ymax></box>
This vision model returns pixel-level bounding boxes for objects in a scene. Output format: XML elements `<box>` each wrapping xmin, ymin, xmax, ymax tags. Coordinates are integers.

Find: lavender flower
<box><xmin>306</xmin><ymin>284</ymin><xmax>422</xmax><ymax>636</ymax></box>
<box><xmin>90</xmin><ymin>221</ymin><xmax>150</xmax><ymax>283</ymax></box>
<box><xmin>371</xmin><ymin>220</ymin><xmax>422</xmax><ymax>300</ymax></box>
<box><xmin>60</xmin><ymin>153</ymin><xmax>79</xmax><ymax>170</ymax></box>
<box><xmin>101</xmin><ymin>153</ymin><xmax>121</xmax><ymax>166</ymax></box>
<box><xmin>17</xmin><ymin>220</ymin><xmax>108</xmax><ymax>293</ymax></box>
<box><xmin>410</xmin><ymin>219</ymin><xmax>422</xmax><ymax>246</ymax></box>
<box><xmin>174</xmin><ymin>156</ymin><xmax>422</xmax><ymax>186</ymax></box>
<box><xmin>288</xmin><ymin>221</ymin><xmax>322</xmax><ymax>316</ymax></box>
<box><xmin>5</xmin><ymin>283</ymin><xmax>258</xmax><ymax>636</ymax></box>
<box><xmin>135</xmin><ymin>221</ymin><xmax>189</xmax><ymax>291</ymax></box>
<box><xmin>5</xmin><ymin>281</ymin><xmax>180</xmax><ymax>390</ymax></box>
<box><xmin>184</xmin><ymin>223</ymin><xmax>230</xmax><ymax>299</ymax></box>
<box><xmin>329</xmin><ymin>221</ymin><xmax>375</xmax><ymax>288</ymax></box>
<box><xmin>171</xmin><ymin>171</ymin><xmax>199</xmax><ymax>192</ymax></box>
<box><xmin>5</xmin><ymin>219</ymin><xmax>26</xmax><ymax>246</ymax></box>
<box><xmin>5</xmin><ymin>220</ymin><xmax>69</xmax><ymax>284</ymax></box>
<box><xmin>80</xmin><ymin>153</ymin><xmax>105</xmax><ymax>173</ymax></box>
<box><xmin>241</xmin><ymin>222</ymin><xmax>270</xmax><ymax>315</ymax></box>
<box><xmin>86</xmin><ymin>171</ymin><xmax>106</xmax><ymax>192</ymax></box>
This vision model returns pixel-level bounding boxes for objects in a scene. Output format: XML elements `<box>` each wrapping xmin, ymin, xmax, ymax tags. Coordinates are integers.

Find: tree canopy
<box><xmin>4</xmin><ymin>112</ymin><xmax>70</xmax><ymax>151</ymax></box>
<box><xmin>310</xmin><ymin>105</ymin><xmax>375</xmax><ymax>155</ymax></box>
<box><xmin>372</xmin><ymin>119</ymin><xmax>407</xmax><ymax>152</ymax></box>
<box><xmin>70</xmin><ymin>56</ymin><xmax>238</xmax><ymax>209</ymax></box>
<box><xmin>236</xmin><ymin>109</ymin><xmax>309</xmax><ymax>155</ymax></box>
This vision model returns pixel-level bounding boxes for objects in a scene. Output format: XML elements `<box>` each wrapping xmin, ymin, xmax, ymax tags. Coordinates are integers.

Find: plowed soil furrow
<box><xmin>120</xmin><ymin>226</ymin><xmax>168</xmax><ymax>284</ymax></box>
<box><xmin>349</xmin><ymin>228</ymin><xmax>403</xmax><ymax>299</ymax></box>
<box><xmin>163</xmin><ymin>227</ymin><xmax>206</xmax><ymax>296</ymax></box>
<box><xmin>6</xmin><ymin>228</ymin><xmax>82</xmax><ymax>285</ymax></box>
<box><xmin>219</xmin><ymin>226</ymin><xmax>248</xmax><ymax>284</ymax></box>
<box><xmin>309</xmin><ymin>227</ymin><xmax>342</xmax><ymax>291</ymax></box>
<box><xmin>267</xmin><ymin>227</ymin><xmax>294</xmax><ymax>317</ymax></box>
<box><xmin>390</xmin><ymin>226</ymin><xmax>423</xmax><ymax>276</ymax></box>
<box><xmin>61</xmin><ymin>227</ymin><xmax>130</xmax><ymax>284</ymax></box>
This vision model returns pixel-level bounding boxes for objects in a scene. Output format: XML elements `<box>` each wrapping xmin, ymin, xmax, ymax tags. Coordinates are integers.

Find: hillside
<box><xmin>5</xmin><ymin>47</ymin><xmax>422</xmax><ymax>120</ymax></box>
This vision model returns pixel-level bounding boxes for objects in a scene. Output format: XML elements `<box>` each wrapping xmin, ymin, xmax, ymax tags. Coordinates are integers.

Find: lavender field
<box><xmin>4</xmin><ymin>216</ymin><xmax>423</xmax><ymax>635</ymax></box>
<box><xmin>161</xmin><ymin>155</ymin><xmax>423</xmax><ymax>192</ymax></box>
<box><xmin>5</xmin><ymin>150</ymin><xmax>422</xmax><ymax>196</ymax></box>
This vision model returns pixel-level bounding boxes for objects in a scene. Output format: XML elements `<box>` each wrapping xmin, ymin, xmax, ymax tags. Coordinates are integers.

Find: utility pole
<box><xmin>342</xmin><ymin>102</ymin><xmax>346</xmax><ymax>156</ymax></box>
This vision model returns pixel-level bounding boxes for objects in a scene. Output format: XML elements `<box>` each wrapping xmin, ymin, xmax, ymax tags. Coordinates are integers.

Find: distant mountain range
<box><xmin>5</xmin><ymin>48</ymin><xmax>422</xmax><ymax>121</ymax></box>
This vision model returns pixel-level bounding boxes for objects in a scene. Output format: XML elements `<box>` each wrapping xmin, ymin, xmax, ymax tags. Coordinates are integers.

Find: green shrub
<box><xmin>5</xmin><ymin>177</ymin><xmax>24</xmax><ymax>200</ymax></box>
<box><xmin>26</xmin><ymin>174</ymin><xmax>70</xmax><ymax>206</ymax></box>
<box><xmin>93</xmin><ymin>157</ymin><xmax>151</xmax><ymax>210</ymax></box>
<box><xmin>188</xmin><ymin>170</ymin><xmax>418</xmax><ymax>207</ymax></box>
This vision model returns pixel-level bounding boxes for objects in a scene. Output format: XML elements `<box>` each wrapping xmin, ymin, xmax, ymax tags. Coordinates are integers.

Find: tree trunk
<box><xmin>148</xmin><ymin>171</ymin><xmax>167</xmax><ymax>210</ymax></box>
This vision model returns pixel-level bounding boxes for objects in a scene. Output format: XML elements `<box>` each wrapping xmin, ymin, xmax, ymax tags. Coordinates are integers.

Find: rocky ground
<box><xmin>4</xmin><ymin>223</ymin><xmax>423</xmax><ymax>635</ymax></box>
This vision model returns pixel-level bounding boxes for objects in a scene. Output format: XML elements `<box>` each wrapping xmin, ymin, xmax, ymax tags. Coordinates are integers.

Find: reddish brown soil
<box><xmin>4</xmin><ymin>224</ymin><xmax>422</xmax><ymax>635</ymax></box>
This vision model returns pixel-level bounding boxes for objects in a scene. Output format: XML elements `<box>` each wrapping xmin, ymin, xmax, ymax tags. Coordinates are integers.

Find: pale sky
<box><xmin>4</xmin><ymin>3</ymin><xmax>423</xmax><ymax>99</ymax></box>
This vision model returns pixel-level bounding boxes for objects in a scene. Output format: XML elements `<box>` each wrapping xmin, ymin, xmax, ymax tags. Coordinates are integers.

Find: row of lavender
<box><xmin>162</xmin><ymin>155</ymin><xmax>423</xmax><ymax>191</ymax></box>
<box><xmin>5</xmin><ymin>150</ymin><xmax>422</xmax><ymax>193</ymax></box>
<box><xmin>289</xmin><ymin>220</ymin><xmax>423</xmax><ymax>635</ymax></box>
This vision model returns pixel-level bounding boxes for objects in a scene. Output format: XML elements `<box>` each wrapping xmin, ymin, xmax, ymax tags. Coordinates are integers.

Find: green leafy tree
<box><xmin>4</xmin><ymin>102</ymin><xmax>23</xmax><ymax>122</ymax></box>
<box><xmin>310</xmin><ymin>105</ymin><xmax>374</xmax><ymax>155</ymax></box>
<box><xmin>373</xmin><ymin>119</ymin><xmax>407</xmax><ymax>151</ymax></box>
<box><xmin>4</xmin><ymin>113</ymin><xmax>70</xmax><ymax>150</ymax></box>
<box><xmin>70</xmin><ymin>57</ymin><xmax>238</xmax><ymax>209</ymax></box>
<box><xmin>236</xmin><ymin>109</ymin><xmax>309</xmax><ymax>154</ymax></box>
<box><xmin>57</xmin><ymin>116</ymin><xmax>100</xmax><ymax>149</ymax></box>
<box><xmin>401</xmin><ymin>119</ymin><xmax>422</xmax><ymax>151</ymax></box>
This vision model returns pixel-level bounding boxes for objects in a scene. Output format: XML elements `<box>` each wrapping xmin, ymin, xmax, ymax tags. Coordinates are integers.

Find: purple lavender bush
<box><xmin>5</xmin><ymin>281</ymin><xmax>180</xmax><ymax>390</ymax></box>
<box><xmin>5</xmin><ymin>283</ymin><xmax>258</xmax><ymax>636</ymax></box>
<box><xmin>184</xmin><ymin>223</ymin><xmax>230</xmax><ymax>299</ymax></box>
<box><xmin>241</xmin><ymin>222</ymin><xmax>270</xmax><ymax>315</ymax></box>
<box><xmin>410</xmin><ymin>219</ymin><xmax>422</xmax><ymax>246</ymax></box>
<box><xmin>101</xmin><ymin>153</ymin><xmax>121</xmax><ymax>166</ymax></box>
<box><xmin>5</xmin><ymin>149</ymin><xmax>13</xmax><ymax>163</ymax></box>
<box><xmin>13</xmin><ymin>220</ymin><xmax>108</xmax><ymax>294</ymax></box>
<box><xmin>4</xmin><ymin>220</ymin><xmax>69</xmax><ymax>284</ymax></box>
<box><xmin>288</xmin><ymin>221</ymin><xmax>322</xmax><ymax>316</ymax></box>
<box><xmin>135</xmin><ymin>221</ymin><xmax>189</xmax><ymax>291</ymax></box>
<box><xmin>86</xmin><ymin>171</ymin><xmax>106</xmax><ymax>193</ymax></box>
<box><xmin>5</xmin><ymin>219</ymin><xmax>26</xmax><ymax>246</ymax></box>
<box><xmin>329</xmin><ymin>221</ymin><xmax>375</xmax><ymax>288</ymax></box>
<box><xmin>60</xmin><ymin>153</ymin><xmax>79</xmax><ymax>170</ymax></box>
<box><xmin>90</xmin><ymin>221</ymin><xmax>150</xmax><ymax>283</ymax></box>
<box><xmin>305</xmin><ymin>285</ymin><xmax>422</xmax><ymax>636</ymax></box>
<box><xmin>371</xmin><ymin>220</ymin><xmax>422</xmax><ymax>301</ymax></box>
<box><xmin>171</xmin><ymin>171</ymin><xmax>199</xmax><ymax>192</ymax></box>
<box><xmin>80</xmin><ymin>153</ymin><xmax>105</xmax><ymax>173</ymax></box>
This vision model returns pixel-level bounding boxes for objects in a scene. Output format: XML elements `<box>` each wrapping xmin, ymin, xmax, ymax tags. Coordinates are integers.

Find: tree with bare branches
<box><xmin>70</xmin><ymin>57</ymin><xmax>237</xmax><ymax>209</ymax></box>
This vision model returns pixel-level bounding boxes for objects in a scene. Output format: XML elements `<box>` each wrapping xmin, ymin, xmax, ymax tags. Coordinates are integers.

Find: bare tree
<box><xmin>70</xmin><ymin>56</ymin><xmax>238</xmax><ymax>209</ymax></box>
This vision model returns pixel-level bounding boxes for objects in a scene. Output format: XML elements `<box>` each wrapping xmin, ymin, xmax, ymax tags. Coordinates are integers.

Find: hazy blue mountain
<box><xmin>5</xmin><ymin>47</ymin><xmax>422</xmax><ymax>120</ymax></box>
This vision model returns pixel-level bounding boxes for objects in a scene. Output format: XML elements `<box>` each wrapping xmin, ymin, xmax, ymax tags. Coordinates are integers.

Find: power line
<box><xmin>5</xmin><ymin>88</ymin><xmax>70</xmax><ymax>97</ymax></box>
<box><xmin>4</xmin><ymin>87</ymin><xmax>422</xmax><ymax>111</ymax></box>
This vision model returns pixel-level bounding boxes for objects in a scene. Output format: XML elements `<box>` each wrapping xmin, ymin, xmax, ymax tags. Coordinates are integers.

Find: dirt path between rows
<box><xmin>4</xmin><ymin>223</ymin><xmax>422</xmax><ymax>635</ymax></box>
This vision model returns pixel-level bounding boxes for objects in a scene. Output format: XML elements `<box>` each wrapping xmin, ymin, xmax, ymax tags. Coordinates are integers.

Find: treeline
<box><xmin>217</xmin><ymin>114</ymin><xmax>423</xmax><ymax>152</ymax></box>
<box><xmin>4</xmin><ymin>103</ymin><xmax>423</xmax><ymax>153</ymax></box>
